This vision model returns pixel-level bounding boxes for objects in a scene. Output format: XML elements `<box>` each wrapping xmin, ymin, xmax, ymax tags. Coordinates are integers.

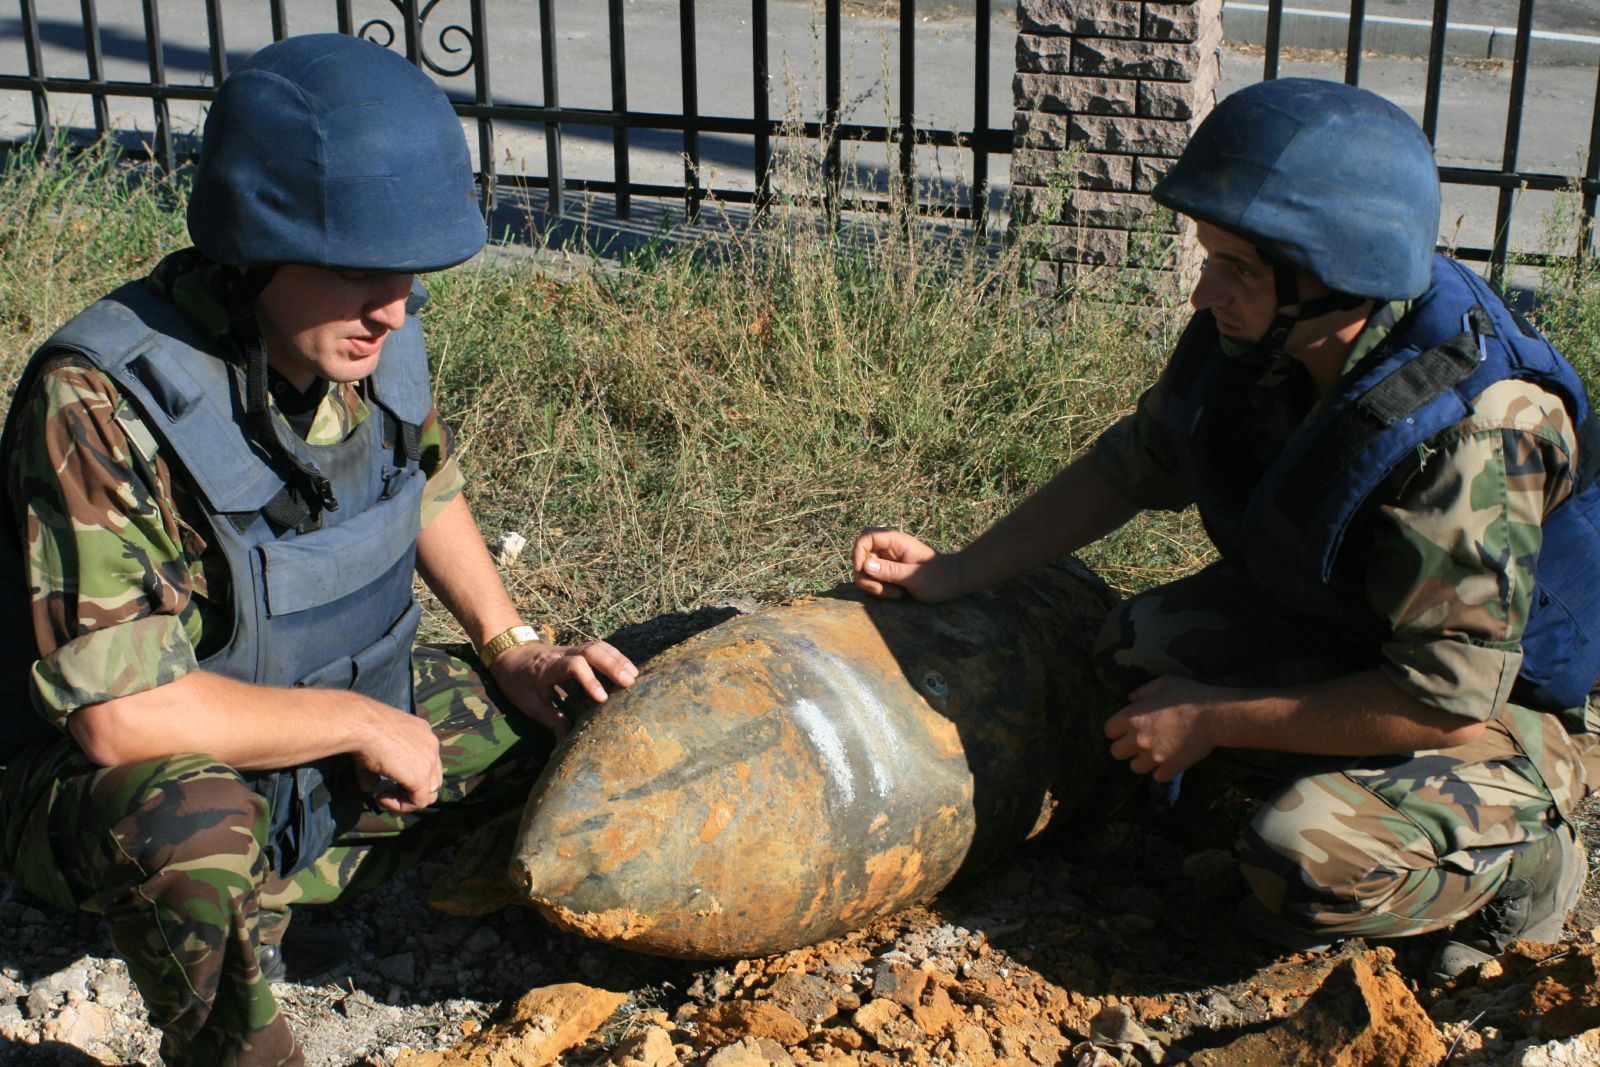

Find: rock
<box><xmin>395</xmin><ymin>982</ymin><xmax>627</xmax><ymax>1067</ymax></box>
<box><xmin>1080</xmin><ymin>1004</ymin><xmax>1165</xmax><ymax>1062</ymax></box>
<box><xmin>607</xmin><ymin>1025</ymin><xmax>679</xmax><ymax>1067</ymax></box>
<box><xmin>40</xmin><ymin>1001</ymin><xmax>113</xmax><ymax>1050</ymax></box>
<box><xmin>702</xmin><ymin>1037</ymin><xmax>795</xmax><ymax>1066</ymax></box>
<box><xmin>1189</xmin><ymin>953</ymin><xmax>1445</xmax><ymax>1067</ymax></box>
<box><xmin>0</xmin><ymin>1002</ymin><xmax>27</xmax><ymax>1041</ymax></box>
<box><xmin>1182</xmin><ymin>849</ymin><xmax>1242</xmax><ymax>905</ymax></box>
<box><xmin>853</xmin><ymin>998</ymin><xmax>927</xmax><ymax>1052</ymax></box>
<box><xmin>23</xmin><ymin>988</ymin><xmax>56</xmax><ymax>1019</ymax></box>
<box><xmin>813</xmin><ymin>1026</ymin><xmax>865</xmax><ymax>1051</ymax></box>
<box><xmin>464</xmin><ymin>926</ymin><xmax>502</xmax><ymax>955</ymax></box>
<box><xmin>995</xmin><ymin>1017</ymin><xmax>1072</xmax><ymax>1065</ymax></box>
<box><xmin>1505</xmin><ymin>943</ymin><xmax>1600</xmax><ymax>1039</ymax></box>
<box><xmin>762</xmin><ymin>972</ymin><xmax>843</xmax><ymax>1025</ymax></box>
<box><xmin>1516</xmin><ymin>1027</ymin><xmax>1600</xmax><ymax>1066</ymax></box>
<box><xmin>694</xmin><ymin>1001</ymin><xmax>808</xmax><ymax>1047</ymax></box>
<box><xmin>381</xmin><ymin>952</ymin><xmax>418</xmax><ymax>984</ymax></box>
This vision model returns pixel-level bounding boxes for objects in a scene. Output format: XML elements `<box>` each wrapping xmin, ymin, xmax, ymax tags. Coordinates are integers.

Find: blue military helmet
<box><xmin>1153</xmin><ymin>78</ymin><xmax>1440</xmax><ymax>302</ymax></box>
<box><xmin>187</xmin><ymin>33</ymin><xmax>486</xmax><ymax>272</ymax></box>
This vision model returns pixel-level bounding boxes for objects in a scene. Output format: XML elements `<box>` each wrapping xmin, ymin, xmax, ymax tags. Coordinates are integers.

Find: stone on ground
<box><xmin>1189</xmin><ymin>951</ymin><xmax>1445</xmax><ymax>1067</ymax></box>
<box><xmin>395</xmin><ymin>982</ymin><xmax>626</xmax><ymax>1067</ymax></box>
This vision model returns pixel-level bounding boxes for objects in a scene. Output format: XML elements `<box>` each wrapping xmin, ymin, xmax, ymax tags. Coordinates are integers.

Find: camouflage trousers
<box><xmin>0</xmin><ymin>644</ymin><xmax>550</xmax><ymax>1067</ymax></box>
<box><xmin>1093</xmin><ymin>562</ymin><xmax>1600</xmax><ymax>947</ymax></box>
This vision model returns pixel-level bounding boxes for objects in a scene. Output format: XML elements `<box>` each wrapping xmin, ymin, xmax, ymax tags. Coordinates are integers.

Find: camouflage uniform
<box><xmin>1091</xmin><ymin>301</ymin><xmax>1600</xmax><ymax>944</ymax></box>
<box><xmin>0</xmin><ymin>251</ymin><xmax>550</xmax><ymax>1066</ymax></box>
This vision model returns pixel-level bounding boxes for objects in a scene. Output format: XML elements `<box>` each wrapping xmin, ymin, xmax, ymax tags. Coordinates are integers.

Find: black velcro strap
<box><xmin>1576</xmin><ymin>410</ymin><xmax>1600</xmax><ymax>492</ymax></box>
<box><xmin>261</xmin><ymin>484</ymin><xmax>318</xmax><ymax>533</ymax></box>
<box><xmin>399</xmin><ymin>420</ymin><xmax>421</xmax><ymax>464</ymax></box>
<box><xmin>1277</xmin><ymin>328</ymin><xmax>1483</xmax><ymax>526</ymax></box>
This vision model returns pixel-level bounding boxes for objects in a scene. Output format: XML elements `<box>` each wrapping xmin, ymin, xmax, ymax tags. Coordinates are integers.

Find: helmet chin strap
<box><xmin>1243</xmin><ymin>261</ymin><xmax>1368</xmax><ymax>360</ymax></box>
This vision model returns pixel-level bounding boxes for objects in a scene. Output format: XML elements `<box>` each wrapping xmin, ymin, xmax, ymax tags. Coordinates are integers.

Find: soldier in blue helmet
<box><xmin>854</xmin><ymin>78</ymin><xmax>1599</xmax><ymax>975</ymax></box>
<box><xmin>0</xmin><ymin>33</ymin><xmax>637</xmax><ymax>1064</ymax></box>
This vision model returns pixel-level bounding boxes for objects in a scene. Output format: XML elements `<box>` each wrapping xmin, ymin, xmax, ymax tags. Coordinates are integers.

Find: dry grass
<box><xmin>5</xmin><ymin>139</ymin><xmax>1598</xmax><ymax>644</ymax></box>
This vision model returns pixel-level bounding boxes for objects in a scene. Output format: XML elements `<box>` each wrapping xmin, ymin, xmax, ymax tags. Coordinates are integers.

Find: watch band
<box><xmin>478</xmin><ymin>623</ymin><xmax>542</xmax><ymax>667</ymax></box>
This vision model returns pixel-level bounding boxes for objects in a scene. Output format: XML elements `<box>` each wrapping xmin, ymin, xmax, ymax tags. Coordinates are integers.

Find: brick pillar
<box><xmin>1011</xmin><ymin>0</ymin><xmax>1223</xmax><ymax>290</ymax></box>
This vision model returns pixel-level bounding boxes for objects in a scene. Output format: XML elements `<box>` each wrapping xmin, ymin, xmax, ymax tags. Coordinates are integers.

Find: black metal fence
<box><xmin>1251</xmin><ymin>0</ymin><xmax>1600</xmax><ymax>283</ymax></box>
<box><xmin>2</xmin><ymin>0</ymin><xmax>1013</xmax><ymax>231</ymax></box>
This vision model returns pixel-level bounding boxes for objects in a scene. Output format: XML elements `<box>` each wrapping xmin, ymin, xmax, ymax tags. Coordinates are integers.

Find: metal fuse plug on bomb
<box><xmin>511</xmin><ymin>559</ymin><xmax>1120</xmax><ymax>960</ymax></box>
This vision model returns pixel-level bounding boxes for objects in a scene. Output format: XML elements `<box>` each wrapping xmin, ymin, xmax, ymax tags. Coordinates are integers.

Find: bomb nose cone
<box><xmin>512</xmin><ymin>559</ymin><xmax>1119</xmax><ymax>960</ymax></box>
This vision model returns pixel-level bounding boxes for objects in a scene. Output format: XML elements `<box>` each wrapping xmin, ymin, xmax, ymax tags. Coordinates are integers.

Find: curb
<box><xmin>1223</xmin><ymin>2</ymin><xmax>1600</xmax><ymax>67</ymax></box>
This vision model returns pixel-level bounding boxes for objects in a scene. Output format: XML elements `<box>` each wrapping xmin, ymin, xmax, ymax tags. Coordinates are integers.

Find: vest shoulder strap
<box><xmin>41</xmin><ymin>283</ymin><xmax>288</xmax><ymax>514</ymax></box>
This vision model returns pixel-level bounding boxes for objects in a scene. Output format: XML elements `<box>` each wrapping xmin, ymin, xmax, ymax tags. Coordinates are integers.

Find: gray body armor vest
<box><xmin>0</xmin><ymin>282</ymin><xmax>432</xmax><ymax>876</ymax></box>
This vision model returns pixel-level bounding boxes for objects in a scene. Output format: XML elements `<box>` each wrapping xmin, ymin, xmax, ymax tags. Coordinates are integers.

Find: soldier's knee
<box><xmin>1239</xmin><ymin>802</ymin><xmax>1416</xmax><ymax>940</ymax></box>
<box><xmin>110</xmin><ymin>758</ymin><xmax>270</xmax><ymax>875</ymax></box>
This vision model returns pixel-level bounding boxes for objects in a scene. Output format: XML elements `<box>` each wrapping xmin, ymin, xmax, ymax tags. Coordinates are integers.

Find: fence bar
<box><xmin>470</xmin><ymin>0</ymin><xmax>495</xmax><ymax>216</ymax></box>
<box><xmin>337</xmin><ymin>0</ymin><xmax>353</xmax><ymax>37</ymax></box>
<box><xmin>1343</xmin><ymin>0</ymin><xmax>1366</xmax><ymax>84</ymax></box>
<box><xmin>752</xmin><ymin>0</ymin><xmax>771</xmax><ymax>208</ymax></box>
<box><xmin>1263</xmin><ymin>0</ymin><xmax>1284</xmax><ymax>80</ymax></box>
<box><xmin>489</xmin><ymin>172</ymin><xmax>989</xmax><ymax>222</ymax></box>
<box><xmin>680</xmin><ymin>0</ymin><xmax>702</xmax><ymax>220</ymax></box>
<box><xmin>607</xmin><ymin>0</ymin><xmax>631</xmax><ymax>219</ymax></box>
<box><xmin>538</xmin><ymin>0</ymin><xmax>564</xmax><ymax>217</ymax></box>
<box><xmin>825</xmin><ymin>0</ymin><xmax>841</xmax><ymax>211</ymax></box>
<box><xmin>1489</xmin><ymin>0</ymin><xmax>1536</xmax><ymax>285</ymax></box>
<box><xmin>140</xmin><ymin>0</ymin><xmax>174</xmax><ymax>171</ymax></box>
<box><xmin>269</xmin><ymin>0</ymin><xmax>288</xmax><ymax>40</ymax></box>
<box><xmin>18</xmin><ymin>0</ymin><xmax>49</xmax><ymax>136</ymax></box>
<box><xmin>1421</xmin><ymin>0</ymin><xmax>1449</xmax><ymax>142</ymax></box>
<box><xmin>204</xmin><ymin>0</ymin><xmax>228</xmax><ymax>86</ymax></box>
<box><xmin>971</xmin><ymin>0</ymin><xmax>990</xmax><ymax>231</ymax></box>
<box><xmin>80</xmin><ymin>0</ymin><xmax>111</xmax><ymax>137</ymax></box>
<box><xmin>401</xmin><ymin>0</ymin><xmax>422</xmax><ymax>67</ymax></box>
<box><xmin>898</xmin><ymin>0</ymin><xmax>915</xmax><ymax>210</ymax></box>
<box><xmin>1584</xmin><ymin>61</ymin><xmax>1600</xmax><ymax>261</ymax></box>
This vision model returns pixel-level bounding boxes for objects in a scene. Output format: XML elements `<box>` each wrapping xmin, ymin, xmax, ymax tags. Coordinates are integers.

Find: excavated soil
<box><xmin>5</xmin><ymin>603</ymin><xmax>1600</xmax><ymax>1066</ymax></box>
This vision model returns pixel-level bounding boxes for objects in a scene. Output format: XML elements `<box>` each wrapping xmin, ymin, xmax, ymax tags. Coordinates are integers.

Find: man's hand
<box><xmin>1103</xmin><ymin>675</ymin><xmax>1228</xmax><ymax>782</ymax></box>
<box><xmin>852</xmin><ymin>528</ymin><xmax>964</xmax><ymax>602</ymax></box>
<box><xmin>489</xmin><ymin>639</ymin><xmax>638</xmax><ymax>737</ymax></box>
<box><xmin>351</xmin><ymin>700</ymin><xmax>445</xmax><ymax>814</ymax></box>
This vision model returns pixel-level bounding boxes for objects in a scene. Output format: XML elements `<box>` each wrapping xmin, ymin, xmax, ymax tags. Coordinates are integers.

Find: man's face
<box><xmin>254</xmin><ymin>265</ymin><xmax>416</xmax><ymax>391</ymax></box>
<box><xmin>1188</xmin><ymin>222</ymin><xmax>1288</xmax><ymax>343</ymax></box>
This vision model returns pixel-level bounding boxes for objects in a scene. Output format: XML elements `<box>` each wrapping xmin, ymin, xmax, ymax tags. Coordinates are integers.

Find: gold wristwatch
<box><xmin>478</xmin><ymin>624</ymin><xmax>542</xmax><ymax>667</ymax></box>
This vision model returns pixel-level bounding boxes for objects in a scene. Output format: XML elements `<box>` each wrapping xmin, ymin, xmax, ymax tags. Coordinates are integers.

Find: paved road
<box><xmin>0</xmin><ymin>0</ymin><xmax>1594</xmax><ymax>260</ymax></box>
<box><xmin>1277</xmin><ymin>0</ymin><xmax>1599</xmax><ymax>37</ymax></box>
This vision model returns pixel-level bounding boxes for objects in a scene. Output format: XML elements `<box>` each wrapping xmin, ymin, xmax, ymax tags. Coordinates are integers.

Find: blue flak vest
<box><xmin>0</xmin><ymin>281</ymin><xmax>433</xmax><ymax>876</ymax></box>
<box><xmin>1159</xmin><ymin>254</ymin><xmax>1600</xmax><ymax>725</ymax></box>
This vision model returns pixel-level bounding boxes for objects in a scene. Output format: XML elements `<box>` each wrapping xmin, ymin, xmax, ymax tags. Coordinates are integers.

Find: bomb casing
<box><xmin>511</xmin><ymin>559</ymin><xmax>1118</xmax><ymax>959</ymax></box>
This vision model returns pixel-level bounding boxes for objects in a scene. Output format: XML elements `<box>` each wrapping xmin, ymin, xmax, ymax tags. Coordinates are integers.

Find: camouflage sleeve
<box><xmin>1089</xmin><ymin>383</ymin><xmax>1194</xmax><ymax>511</ymax></box>
<box><xmin>1367</xmin><ymin>378</ymin><xmax>1578</xmax><ymax>722</ymax></box>
<box><xmin>418</xmin><ymin>405</ymin><xmax>464</xmax><ymax>528</ymax></box>
<box><xmin>8</xmin><ymin>357</ymin><xmax>205</xmax><ymax>726</ymax></box>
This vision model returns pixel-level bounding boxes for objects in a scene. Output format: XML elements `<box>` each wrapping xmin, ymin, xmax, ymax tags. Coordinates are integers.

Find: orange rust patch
<box><xmin>698</xmin><ymin>801</ymin><xmax>735</xmax><ymax>844</ymax></box>
<box><xmin>734</xmin><ymin>762</ymin><xmax>751</xmax><ymax>783</ymax></box>
<box><xmin>869</xmin><ymin>813</ymin><xmax>889</xmax><ymax>835</ymax></box>
<box><xmin>797</xmin><ymin>872</ymin><xmax>843</xmax><ymax>931</ymax></box>
<box><xmin>537</xmin><ymin>902</ymin><xmax>656</xmax><ymax>942</ymax></box>
<box><xmin>841</xmin><ymin>846</ymin><xmax>926</xmax><ymax>923</ymax></box>
<box><xmin>917</xmin><ymin>706</ymin><xmax>965</xmax><ymax>759</ymax></box>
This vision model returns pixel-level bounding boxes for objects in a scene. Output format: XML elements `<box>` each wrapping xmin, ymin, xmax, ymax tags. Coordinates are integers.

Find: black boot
<box><xmin>1430</xmin><ymin>822</ymin><xmax>1585</xmax><ymax>983</ymax></box>
<box><xmin>257</xmin><ymin>921</ymin><xmax>353</xmax><ymax>983</ymax></box>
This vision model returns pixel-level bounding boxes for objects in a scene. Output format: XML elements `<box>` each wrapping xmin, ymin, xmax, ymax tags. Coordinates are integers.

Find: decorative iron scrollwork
<box><xmin>357</xmin><ymin>0</ymin><xmax>475</xmax><ymax>78</ymax></box>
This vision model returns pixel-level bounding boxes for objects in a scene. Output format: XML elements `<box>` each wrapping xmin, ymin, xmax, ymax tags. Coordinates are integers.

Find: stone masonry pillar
<box><xmin>1011</xmin><ymin>0</ymin><xmax>1224</xmax><ymax>290</ymax></box>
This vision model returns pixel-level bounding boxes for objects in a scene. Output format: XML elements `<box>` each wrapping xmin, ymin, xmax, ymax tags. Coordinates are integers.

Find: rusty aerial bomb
<box><xmin>511</xmin><ymin>559</ymin><xmax>1119</xmax><ymax>960</ymax></box>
